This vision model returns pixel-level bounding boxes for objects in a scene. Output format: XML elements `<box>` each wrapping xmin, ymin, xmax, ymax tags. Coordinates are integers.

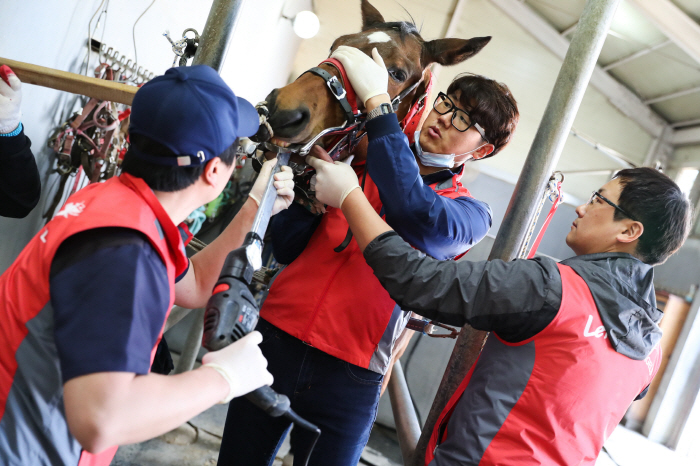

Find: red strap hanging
<box><xmin>527</xmin><ymin>180</ymin><xmax>563</xmax><ymax>259</ymax></box>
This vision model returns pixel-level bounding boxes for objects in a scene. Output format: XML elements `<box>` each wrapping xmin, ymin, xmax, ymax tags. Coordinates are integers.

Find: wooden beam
<box><xmin>0</xmin><ymin>57</ymin><xmax>138</xmax><ymax>105</ymax></box>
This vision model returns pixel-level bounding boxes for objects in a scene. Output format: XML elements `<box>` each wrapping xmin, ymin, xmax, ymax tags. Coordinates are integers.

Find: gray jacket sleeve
<box><xmin>363</xmin><ymin>232</ymin><xmax>563</xmax><ymax>342</ymax></box>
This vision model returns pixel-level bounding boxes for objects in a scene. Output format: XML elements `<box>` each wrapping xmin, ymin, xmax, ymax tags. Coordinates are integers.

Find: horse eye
<box><xmin>388</xmin><ymin>69</ymin><xmax>407</xmax><ymax>83</ymax></box>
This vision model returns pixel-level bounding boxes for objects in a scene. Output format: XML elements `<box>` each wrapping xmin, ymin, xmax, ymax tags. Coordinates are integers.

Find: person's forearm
<box><xmin>340</xmin><ymin>189</ymin><xmax>393</xmax><ymax>251</ymax></box>
<box><xmin>176</xmin><ymin>199</ymin><xmax>257</xmax><ymax>308</ymax></box>
<box><xmin>64</xmin><ymin>366</ymin><xmax>228</xmax><ymax>453</ymax></box>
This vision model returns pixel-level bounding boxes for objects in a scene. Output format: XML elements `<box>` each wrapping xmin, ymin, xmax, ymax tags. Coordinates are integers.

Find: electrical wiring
<box><xmin>132</xmin><ymin>0</ymin><xmax>157</xmax><ymax>76</ymax></box>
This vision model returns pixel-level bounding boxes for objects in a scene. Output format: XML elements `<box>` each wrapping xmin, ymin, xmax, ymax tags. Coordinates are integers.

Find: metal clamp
<box><xmin>299</xmin><ymin>123</ymin><xmax>357</xmax><ymax>155</ymax></box>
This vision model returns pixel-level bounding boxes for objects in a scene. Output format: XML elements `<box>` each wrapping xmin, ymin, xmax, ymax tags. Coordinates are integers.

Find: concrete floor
<box><xmin>111</xmin><ymin>402</ymin><xmax>402</xmax><ymax>466</ymax></box>
<box><xmin>111</xmin><ymin>407</ymin><xmax>694</xmax><ymax>466</ymax></box>
<box><xmin>111</xmin><ymin>348</ymin><xmax>402</xmax><ymax>466</ymax></box>
<box><xmin>595</xmin><ymin>425</ymin><xmax>696</xmax><ymax>466</ymax></box>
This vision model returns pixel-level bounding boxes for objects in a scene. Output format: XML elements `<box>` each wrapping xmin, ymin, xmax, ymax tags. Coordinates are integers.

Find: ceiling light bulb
<box><xmin>293</xmin><ymin>11</ymin><xmax>320</xmax><ymax>39</ymax></box>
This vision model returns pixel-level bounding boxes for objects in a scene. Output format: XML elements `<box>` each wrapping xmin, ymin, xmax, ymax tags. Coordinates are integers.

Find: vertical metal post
<box><xmin>192</xmin><ymin>0</ymin><xmax>245</xmax><ymax>71</ymax></box>
<box><xmin>175</xmin><ymin>0</ymin><xmax>246</xmax><ymax>374</ymax></box>
<box><xmin>410</xmin><ymin>0</ymin><xmax>623</xmax><ymax>463</ymax></box>
<box><xmin>387</xmin><ymin>361</ymin><xmax>422</xmax><ymax>462</ymax></box>
<box><xmin>174</xmin><ymin>309</ymin><xmax>205</xmax><ymax>374</ymax></box>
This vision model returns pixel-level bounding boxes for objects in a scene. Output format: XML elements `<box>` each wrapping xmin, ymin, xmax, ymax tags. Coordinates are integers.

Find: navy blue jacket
<box><xmin>0</xmin><ymin>129</ymin><xmax>41</xmax><ymax>218</ymax></box>
<box><xmin>271</xmin><ymin>114</ymin><xmax>492</xmax><ymax>263</ymax></box>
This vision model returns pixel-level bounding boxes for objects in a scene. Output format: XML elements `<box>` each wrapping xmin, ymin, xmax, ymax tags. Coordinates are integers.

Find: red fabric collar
<box><xmin>320</xmin><ymin>58</ymin><xmax>360</xmax><ymax>116</ymax></box>
<box><xmin>118</xmin><ymin>173</ymin><xmax>188</xmax><ymax>276</ymax></box>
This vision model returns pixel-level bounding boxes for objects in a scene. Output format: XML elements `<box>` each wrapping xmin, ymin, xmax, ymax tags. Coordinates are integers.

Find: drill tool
<box><xmin>202</xmin><ymin>151</ymin><xmax>321</xmax><ymax>464</ymax></box>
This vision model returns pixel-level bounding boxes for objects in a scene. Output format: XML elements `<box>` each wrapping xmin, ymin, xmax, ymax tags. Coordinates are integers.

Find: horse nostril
<box><xmin>269</xmin><ymin>107</ymin><xmax>311</xmax><ymax>138</ymax></box>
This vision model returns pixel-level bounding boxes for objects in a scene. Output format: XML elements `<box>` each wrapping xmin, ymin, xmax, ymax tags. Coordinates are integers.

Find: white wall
<box><xmin>0</xmin><ymin>0</ymin><xmax>305</xmax><ymax>272</ymax></box>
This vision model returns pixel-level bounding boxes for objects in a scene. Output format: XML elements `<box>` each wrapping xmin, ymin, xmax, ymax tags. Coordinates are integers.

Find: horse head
<box><xmin>254</xmin><ymin>0</ymin><xmax>491</xmax><ymax>160</ymax></box>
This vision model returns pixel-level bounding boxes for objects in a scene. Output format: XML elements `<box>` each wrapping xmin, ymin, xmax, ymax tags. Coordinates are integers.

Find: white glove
<box><xmin>331</xmin><ymin>46</ymin><xmax>388</xmax><ymax>105</ymax></box>
<box><xmin>305</xmin><ymin>155</ymin><xmax>360</xmax><ymax>209</ymax></box>
<box><xmin>249</xmin><ymin>158</ymin><xmax>296</xmax><ymax>215</ymax></box>
<box><xmin>0</xmin><ymin>65</ymin><xmax>22</xmax><ymax>134</ymax></box>
<box><xmin>309</xmin><ymin>155</ymin><xmax>354</xmax><ymax>192</ymax></box>
<box><xmin>201</xmin><ymin>331</ymin><xmax>273</xmax><ymax>403</ymax></box>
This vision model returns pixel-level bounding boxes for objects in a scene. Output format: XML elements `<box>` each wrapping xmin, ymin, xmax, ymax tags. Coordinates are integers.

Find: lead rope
<box><xmin>520</xmin><ymin>172</ymin><xmax>565</xmax><ymax>259</ymax></box>
<box><xmin>255</xmin><ymin>101</ymin><xmax>275</xmax><ymax>139</ymax></box>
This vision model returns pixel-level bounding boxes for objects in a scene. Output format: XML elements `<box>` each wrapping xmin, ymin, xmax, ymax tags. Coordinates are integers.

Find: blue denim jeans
<box><xmin>217</xmin><ymin>319</ymin><xmax>383</xmax><ymax>466</ymax></box>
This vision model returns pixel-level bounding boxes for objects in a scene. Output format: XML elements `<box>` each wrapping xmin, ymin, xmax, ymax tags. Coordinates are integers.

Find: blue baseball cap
<box><xmin>129</xmin><ymin>65</ymin><xmax>259</xmax><ymax>166</ymax></box>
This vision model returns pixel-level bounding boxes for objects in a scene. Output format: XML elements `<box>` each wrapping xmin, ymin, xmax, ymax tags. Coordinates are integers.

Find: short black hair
<box><xmin>446</xmin><ymin>73</ymin><xmax>519</xmax><ymax>158</ymax></box>
<box><xmin>121</xmin><ymin>134</ymin><xmax>238</xmax><ymax>192</ymax></box>
<box><xmin>614</xmin><ymin>167</ymin><xmax>692</xmax><ymax>265</ymax></box>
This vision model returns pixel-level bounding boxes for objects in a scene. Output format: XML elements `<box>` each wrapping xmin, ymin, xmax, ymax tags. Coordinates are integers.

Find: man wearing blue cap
<box><xmin>0</xmin><ymin>65</ymin><xmax>295</xmax><ymax>466</ymax></box>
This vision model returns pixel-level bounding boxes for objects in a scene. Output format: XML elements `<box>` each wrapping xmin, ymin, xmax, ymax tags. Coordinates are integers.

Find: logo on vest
<box><xmin>583</xmin><ymin>315</ymin><xmax>608</xmax><ymax>339</ymax></box>
<box><xmin>645</xmin><ymin>356</ymin><xmax>654</xmax><ymax>376</ymax></box>
<box><xmin>56</xmin><ymin>202</ymin><xmax>86</xmax><ymax>219</ymax></box>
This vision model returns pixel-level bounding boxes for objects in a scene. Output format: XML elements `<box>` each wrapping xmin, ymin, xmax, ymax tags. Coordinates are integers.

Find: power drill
<box><xmin>201</xmin><ymin>148</ymin><xmax>320</xmax><ymax>463</ymax></box>
<box><xmin>202</xmin><ymin>231</ymin><xmax>291</xmax><ymax>416</ymax></box>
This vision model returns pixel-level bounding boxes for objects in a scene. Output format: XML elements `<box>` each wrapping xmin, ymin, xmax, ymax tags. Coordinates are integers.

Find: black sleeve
<box><xmin>0</xmin><ymin>131</ymin><xmax>41</xmax><ymax>218</ymax></box>
<box><xmin>270</xmin><ymin>202</ymin><xmax>323</xmax><ymax>264</ymax></box>
<box><xmin>363</xmin><ymin>232</ymin><xmax>562</xmax><ymax>342</ymax></box>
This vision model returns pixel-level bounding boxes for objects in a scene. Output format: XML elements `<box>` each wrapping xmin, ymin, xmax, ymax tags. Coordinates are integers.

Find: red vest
<box><xmin>426</xmin><ymin>264</ymin><xmax>661</xmax><ymax>466</ymax></box>
<box><xmin>261</xmin><ymin>163</ymin><xmax>472</xmax><ymax>369</ymax></box>
<box><xmin>0</xmin><ymin>174</ymin><xmax>187</xmax><ymax>466</ymax></box>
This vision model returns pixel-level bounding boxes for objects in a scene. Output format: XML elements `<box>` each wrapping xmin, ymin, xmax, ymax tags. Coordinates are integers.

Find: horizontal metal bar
<box><xmin>671</xmin><ymin>118</ymin><xmax>700</xmax><ymax>129</ymax></box>
<box><xmin>570</xmin><ymin>129</ymin><xmax>636</xmax><ymax>167</ymax></box>
<box><xmin>562</xmin><ymin>169</ymin><xmax>615</xmax><ymax>176</ymax></box>
<box><xmin>602</xmin><ymin>40</ymin><xmax>672</xmax><ymax>71</ymax></box>
<box><xmin>561</xmin><ymin>21</ymin><xmax>578</xmax><ymax>37</ymax></box>
<box><xmin>644</xmin><ymin>85</ymin><xmax>700</xmax><ymax>105</ymax></box>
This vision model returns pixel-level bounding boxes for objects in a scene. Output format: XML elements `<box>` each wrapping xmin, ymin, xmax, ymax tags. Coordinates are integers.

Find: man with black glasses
<box><xmin>308</xmin><ymin>156</ymin><xmax>692</xmax><ymax>464</ymax></box>
<box><xmin>218</xmin><ymin>46</ymin><xmax>519</xmax><ymax>466</ymax></box>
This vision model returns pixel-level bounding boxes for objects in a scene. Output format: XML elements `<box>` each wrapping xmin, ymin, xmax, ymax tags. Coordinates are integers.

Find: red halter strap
<box><xmin>319</xmin><ymin>58</ymin><xmax>360</xmax><ymax>116</ymax></box>
<box><xmin>401</xmin><ymin>68</ymin><xmax>436</xmax><ymax>142</ymax></box>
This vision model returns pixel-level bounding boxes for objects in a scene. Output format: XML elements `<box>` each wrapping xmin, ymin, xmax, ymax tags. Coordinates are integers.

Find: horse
<box><xmin>253</xmin><ymin>0</ymin><xmax>491</xmax><ymax>165</ymax></box>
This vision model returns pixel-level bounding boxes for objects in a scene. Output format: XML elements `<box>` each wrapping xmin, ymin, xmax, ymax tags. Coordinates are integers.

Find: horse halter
<box><xmin>298</xmin><ymin>57</ymin><xmax>428</xmax><ymax>159</ymax></box>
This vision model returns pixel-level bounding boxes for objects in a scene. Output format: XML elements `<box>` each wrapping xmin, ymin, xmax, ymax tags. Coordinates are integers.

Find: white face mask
<box><xmin>412</xmin><ymin>131</ymin><xmax>484</xmax><ymax>168</ymax></box>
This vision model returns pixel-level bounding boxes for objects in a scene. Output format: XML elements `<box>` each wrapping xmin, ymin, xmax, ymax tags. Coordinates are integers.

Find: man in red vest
<box><xmin>0</xmin><ymin>65</ymin><xmax>295</xmax><ymax>466</ymax></box>
<box><xmin>310</xmin><ymin>154</ymin><xmax>691</xmax><ymax>465</ymax></box>
<box><xmin>218</xmin><ymin>46</ymin><xmax>519</xmax><ymax>465</ymax></box>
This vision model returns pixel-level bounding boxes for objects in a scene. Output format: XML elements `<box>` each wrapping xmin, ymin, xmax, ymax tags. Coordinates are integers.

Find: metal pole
<box><xmin>411</xmin><ymin>0</ymin><xmax>623</xmax><ymax>463</ymax></box>
<box><xmin>176</xmin><ymin>0</ymin><xmax>246</xmax><ymax>374</ymax></box>
<box><xmin>174</xmin><ymin>309</ymin><xmax>205</xmax><ymax>374</ymax></box>
<box><xmin>192</xmin><ymin>0</ymin><xmax>245</xmax><ymax>71</ymax></box>
<box><xmin>387</xmin><ymin>361</ymin><xmax>422</xmax><ymax>463</ymax></box>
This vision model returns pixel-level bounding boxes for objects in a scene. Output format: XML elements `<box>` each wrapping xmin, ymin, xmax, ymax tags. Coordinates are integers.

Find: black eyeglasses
<box><xmin>433</xmin><ymin>92</ymin><xmax>488</xmax><ymax>142</ymax></box>
<box><xmin>588</xmin><ymin>191</ymin><xmax>639</xmax><ymax>222</ymax></box>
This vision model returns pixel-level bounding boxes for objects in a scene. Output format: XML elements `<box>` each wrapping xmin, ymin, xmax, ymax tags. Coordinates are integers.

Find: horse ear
<box><xmin>422</xmin><ymin>36</ymin><xmax>492</xmax><ymax>67</ymax></box>
<box><xmin>361</xmin><ymin>0</ymin><xmax>385</xmax><ymax>30</ymax></box>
